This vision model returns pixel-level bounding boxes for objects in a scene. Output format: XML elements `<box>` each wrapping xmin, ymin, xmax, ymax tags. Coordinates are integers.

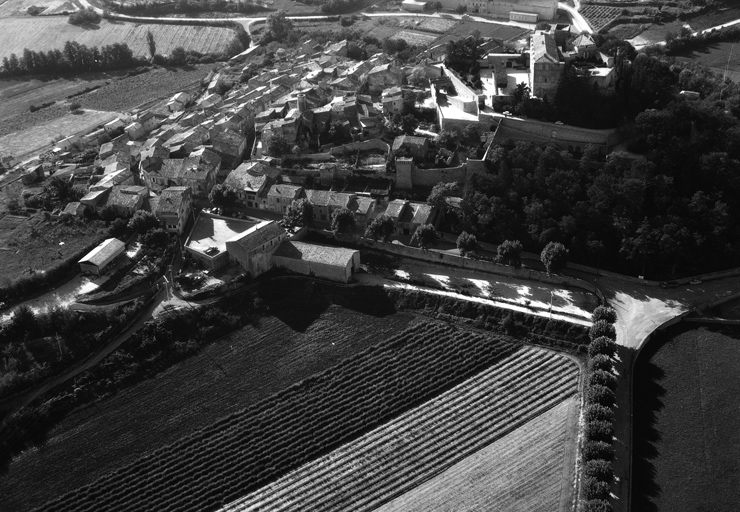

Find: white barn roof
<box><xmin>79</xmin><ymin>238</ymin><xmax>126</xmax><ymax>268</ymax></box>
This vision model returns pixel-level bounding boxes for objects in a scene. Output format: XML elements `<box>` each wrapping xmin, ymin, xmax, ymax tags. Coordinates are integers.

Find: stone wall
<box><xmin>329</xmin><ymin>138</ymin><xmax>390</xmax><ymax>156</ymax></box>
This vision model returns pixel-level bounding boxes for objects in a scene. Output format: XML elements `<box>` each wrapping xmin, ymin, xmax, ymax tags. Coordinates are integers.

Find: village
<box><xmin>1</xmin><ymin>18</ymin><xmax>623</xmax><ymax>291</ymax></box>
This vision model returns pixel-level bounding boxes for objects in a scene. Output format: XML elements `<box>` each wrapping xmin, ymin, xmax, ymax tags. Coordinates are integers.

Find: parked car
<box><xmin>660</xmin><ymin>280</ymin><xmax>679</xmax><ymax>288</ymax></box>
<box><xmin>689</xmin><ymin>278</ymin><xmax>702</xmax><ymax>285</ymax></box>
<box><xmin>555</xmin><ymin>121</ymin><xmax>564</xmax><ymax>125</ymax></box>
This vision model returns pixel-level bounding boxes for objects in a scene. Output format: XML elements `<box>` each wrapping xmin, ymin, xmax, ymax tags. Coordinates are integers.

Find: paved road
<box><xmin>558</xmin><ymin>1</ymin><xmax>592</xmax><ymax>34</ymax></box>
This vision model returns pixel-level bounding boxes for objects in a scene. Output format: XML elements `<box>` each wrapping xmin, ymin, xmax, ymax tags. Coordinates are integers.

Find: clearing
<box><xmin>0</xmin><ymin>18</ymin><xmax>237</xmax><ymax>60</ymax></box>
<box><xmin>0</xmin><ymin>304</ymin><xmax>420</xmax><ymax>512</ymax></box>
<box><xmin>632</xmin><ymin>325</ymin><xmax>740</xmax><ymax>512</ymax></box>
<box><xmin>222</xmin><ymin>347</ymin><xmax>580</xmax><ymax>512</ymax></box>
<box><xmin>0</xmin><ymin>214</ymin><xmax>108</xmax><ymax>284</ymax></box>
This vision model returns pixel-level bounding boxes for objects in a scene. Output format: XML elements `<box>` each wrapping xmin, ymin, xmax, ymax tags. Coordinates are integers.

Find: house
<box><xmin>62</xmin><ymin>201</ymin><xmax>88</xmax><ymax>218</ymax></box>
<box><xmin>138</xmin><ymin>111</ymin><xmax>160</xmax><ymax>132</ymax></box>
<box><xmin>155</xmin><ymin>186</ymin><xmax>192</xmax><ymax>235</ymax></box>
<box><xmin>267</xmin><ymin>184</ymin><xmax>304</xmax><ymax>214</ymax></box>
<box><xmin>272</xmin><ymin>241</ymin><xmax>360</xmax><ymax>283</ymax></box>
<box><xmin>381</xmin><ymin>87</ymin><xmax>405</xmax><ymax>116</ymax></box>
<box><xmin>305</xmin><ymin>190</ymin><xmax>355</xmax><ymax>223</ymax></box>
<box><xmin>530</xmin><ymin>31</ymin><xmax>563</xmax><ymax>99</ymax></box>
<box><xmin>223</xmin><ymin>165</ymin><xmax>272</xmax><ymax>209</ymax></box>
<box><xmin>55</xmin><ymin>135</ymin><xmax>80</xmax><ymax>151</ymax></box>
<box><xmin>391</xmin><ymin>135</ymin><xmax>430</xmax><ymax>160</ymax></box>
<box><xmin>397</xmin><ymin>201</ymin><xmax>437</xmax><ymax>235</ymax></box>
<box><xmin>211</xmin><ymin>129</ymin><xmax>247</xmax><ymax>168</ymax></box>
<box><xmin>142</xmin><ymin>148</ymin><xmax>220</xmax><ymax>198</ymax></box>
<box><xmin>103</xmin><ymin>185</ymin><xmax>148</xmax><ymax>217</ymax></box>
<box><xmin>125</xmin><ymin>122</ymin><xmax>146</xmax><ymax>141</ymax></box>
<box><xmin>104</xmin><ymin>118</ymin><xmax>126</xmax><ymax>134</ymax></box>
<box><xmin>167</xmin><ymin>92</ymin><xmax>191</xmax><ymax>112</ymax></box>
<box><xmin>349</xmin><ymin>195</ymin><xmax>376</xmax><ymax>229</ymax></box>
<box><xmin>225</xmin><ymin>220</ymin><xmax>287</xmax><ymax>276</ymax></box>
<box><xmin>80</xmin><ymin>188</ymin><xmax>111</xmax><ymax>211</ymax></box>
<box><xmin>79</xmin><ymin>238</ymin><xmax>126</xmax><ymax>275</ymax></box>
<box><xmin>364</xmin><ymin>63</ymin><xmax>405</xmax><ymax>90</ymax></box>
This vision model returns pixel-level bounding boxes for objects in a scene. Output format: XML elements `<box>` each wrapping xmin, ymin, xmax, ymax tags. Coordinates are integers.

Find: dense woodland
<box><xmin>453</xmin><ymin>45</ymin><xmax>740</xmax><ymax>277</ymax></box>
<box><xmin>1</xmin><ymin>42</ymin><xmax>139</xmax><ymax>77</ymax></box>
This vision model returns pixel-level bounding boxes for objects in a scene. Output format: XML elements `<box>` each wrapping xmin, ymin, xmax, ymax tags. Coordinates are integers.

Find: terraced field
<box><xmin>579</xmin><ymin>5</ymin><xmax>622</xmax><ymax>32</ymax></box>
<box><xmin>222</xmin><ymin>346</ymin><xmax>580</xmax><ymax>512</ymax></box>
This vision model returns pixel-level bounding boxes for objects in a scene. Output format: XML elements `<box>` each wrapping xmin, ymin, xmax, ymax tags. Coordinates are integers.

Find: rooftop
<box><xmin>186</xmin><ymin>212</ymin><xmax>259</xmax><ymax>254</ymax></box>
<box><xmin>79</xmin><ymin>238</ymin><xmax>126</xmax><ymax>267</ymax></box>
<box><xmin>273</xmin><ymin>241</ymin><xmax>358</xmax><ymax>266</ymax></box>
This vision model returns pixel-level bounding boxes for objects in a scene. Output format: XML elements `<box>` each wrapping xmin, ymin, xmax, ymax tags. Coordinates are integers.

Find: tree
<box><xmin>365</xmin><ymin>214</ymin><xmax>395</xmax><ymax>242</ymax></box>
<box><xmin>208</xmin><ymin>184</ymin><xmax>239</xmax><ymax>210</ymax></box>
<box><xmin>585</xmin><ymin>419</ymin><xmax>614</xmax><ymax>443</ymax></box>
<box><xmin>592</xmin><ymin>305</ymin><xmax>617</xmax><ymax>324</ymax></box>
<box><xmin>496</xmin><ymin>239</ymin><xmax>523</xmax><ymax>268</ymax></box>
<box><xmin>589</xmin><ymin>370</ymin><xmax>617</xmax><ymax>391</ymax></box>
<box><xmin>540</xmin><ymin>241</ymin><xmax>568</xmax><ymax>275</ymax></box>
<box><xmin>170</xmin><ymin>46</ymin><xmax>187</xmax><ymax>66</ymax></box>
<box><xmin>588</xmin><ymin>385</ymin><xmax>616</xmax><ymax>407</ymax></box>
<box><xmin>411</xmin><ymin>224</ymin><xmax>437</xmax><ymax>248</ymax></box>
<box><xmin>262</xmin><ymin>10</ymin><xmax>294</xmax><ymax>43</ymax></box>
<box><xmin>140</xmin><ymin>228</ymin><xmax>171</xmax><ymax>256</ymax></box>
<box><xmin>590</xmin><ymin>321</ymin><xmax>617</xmax><ymax>341</ymax></box>
<box><xmin>283</xmin><ymin>198</ymin><xmax>312</xmax><ymax>230</ymax></box>
<box><xmin>584</xmin><ymin>440</ymin><xmax>615</xmax><ymax>462</ymax></box>
<box><xmin>400</xmin><ymin>114</ymin><xmax>419</xmax><ymax>135</ymax></box>
<box><xmin>146</xmin><ymin>30</ymin><xmax>156</xmax><ymax>60</ymax></box>
<box><xmin>427</xmin><ymin>182</ymin><xmax>460</xmax><ymax>211</ymax></box>
<box><xmin>583</xmin><ymin>477</ymin><xmax>611</xmax><ymax>501</ymax></box>
<box><xmin>456</xmin><ymin>231</ymin><xmax>480</xmax><ymax>256</ymax></box>
<box><xmin>585</xmin><ymin>404</ymin><xmax>614</xmax><ymax>424</ymax></box>
<box><xmin>461</xmin><ymin>124</ymin><xmax>481</xmax><ymax>146</ymax></box>
<box><xmin>69</xmin><ymin>102</ymin><xmax>82</xmax><ymax>112</ymax></box>
<box><xmin>589</xmin><ymin>353</ymin><xmax>614</xmax><ymax>373</ymax></box>
<box><xmin>511</xmin><ymin>82</ymin><xmax>530</xmax><ymax>107</ymax></box>
<box><xmin>589</xmin><ymin>336</ymin><xmax>617</xmax><ymax>358</ymax></box>
<box><xmin>331</xmin><ymin>207</ymin><xmax>356</xmax><ymax>235</ymax></box>
<box><xmin>128</xmin><ymin>210</ymin><xmax>161</xmax><ymax>233</ymax></box>
<box><xmin>583</xmin><ymin>500</ymin><xmax>613</xmax><ymax>512</ymax></box>
<box><xmin>109</xmin><ymin>217</ymin><xmax>129</xmax><ymax>238</ymax></box>
<box><xmin>585</xmin><ymin>459</ymin><xmax>614</xmax><ymax>482</ymax></box>
<box><xmin>265</xmin><ymin>134</ymin><xmax>290</xmax><ymax>157</ymax></box>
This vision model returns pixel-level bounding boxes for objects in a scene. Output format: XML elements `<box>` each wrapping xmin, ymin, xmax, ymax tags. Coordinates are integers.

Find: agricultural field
<box><xmin>222</xmin><ymin>347</ymin><xmax>580</xmax><ymax>512</ymax></box>
<box><xmin>0</xmin><ymin>108</ymin><xmax>119</xmax><ymax>160</ymax></box>
<box><xmin>579</xmin><ymin>4</ymin><xmax>622</xmax><ymax>32</ymax></box>
<box><xmin>415</xmin><ymin>17</ymin><xmax>458</xmax><ymax>33</ymax></box>
<box><xmin>394</xmin><ymin>29</ymin><xmax>438</xmax><ymax>46</ymax></box>
<box><xmin>0</xmin><ymin>18</ymin><xmax>237</xmax><ymax>60</ymax></box>
<box><xmin>32</xmin><ymin>321</ymin><xmax>529</xmax><ymax>512</ymax></box>
<box><xmin>377</xmin><ymin>398</ymin><xmax>578</xmax><ymax>512</ymax></box>
<box><xmin>688</xmin><ymin>6</ymin><xmax>740</xmax><ymax>31</ymax></box>
<box><xmin>0</xmin><ymin>305</ymin><xmax>420</xmax><ymax>512</ymax></box>
<box><xmin>0</xmin><ymin>0</ymin><xmax>79</xmax><ymax>17</ymax></box>
<box><xmin>0</xmin><ymin>214</ymin><xmax>108</xmax><ymax>284</ymax></box>
<box><xmin>621</xmin><ymin>20</ymin><xmax>685</xmax><ymax>46</ymax></box>
<box><xmin>433</xmin><ymin>20</ymin><xmax>531</xmax><ymax>48</ymax></box>
<box><xmin>632</xmin><ymin>325</ymin><xmax>740</xmax><ymax>512</ymax></box>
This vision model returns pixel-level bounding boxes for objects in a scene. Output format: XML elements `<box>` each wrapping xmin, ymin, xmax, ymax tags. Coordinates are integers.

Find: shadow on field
<box><xmin>631</xmin><ymin>340</ymin><xmax>666</xmax><ymax>512</ymax></box>
<box><xmin>256</xmin><ymin>279</ymin><xmax>397</xmax><ymax>332</ymax></box>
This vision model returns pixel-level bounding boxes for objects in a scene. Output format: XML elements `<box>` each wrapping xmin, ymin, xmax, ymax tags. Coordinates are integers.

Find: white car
<box><xmin>555</xmin><ymin>121</ymin><xmax>564</xmax><ymax>125</ymax></box>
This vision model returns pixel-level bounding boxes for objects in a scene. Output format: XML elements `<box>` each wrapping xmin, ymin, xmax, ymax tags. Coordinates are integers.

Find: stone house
<box><xmin>154</xmin><ymin>186</ymin><xmax>192</xmax><ymax>235</ymax></box>
<box><xmin>267</xmin><ymin>184</ymin><xmax>304</xmax><ymax>214</ymax></box>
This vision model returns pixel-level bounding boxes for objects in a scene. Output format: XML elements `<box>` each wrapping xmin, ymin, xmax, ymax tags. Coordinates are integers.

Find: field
<box><xmin>0</xmin><ymin>18</ymin><xmax>236</xmax><ymax>60</ymax></box>
<box><xmin>688</xmin><ymin>6</ymin><xmax>740</xmax><ymax>31</ymax></box>
<box><xmin>433</xmin><ymin>20</ymin><xmax>531</xmax><ymax>48</ymax></box>
<box><xmin>0</xmin><ymin>305</ymin><xmax>420</xmax><ymax>512</ymax></box>
<box><xmin>675</xmin><ymin>41</ymin><xmax>740</xmax><ymax>81</ymax></box>
<box><xmin>632</xmin><ymin>325</ymin><xmax>740</xmax><ymax>512</ymax></box>
<box><xmin>415</xmin><ymin>17</ymin><xmax>458</xmax><ymax>33</ymax></box>
<box><xmin>377</xmin><ymin>398</ymin><xmax>578</xmax><ymax>512</ymax></box>
<box><xmin>579</xmin><ymin>5</ymin><xmax>622</xmax><ymax>32</ymax></box>
<box><xmin>0</xmin><ymin>109</ymin><xmax>118</xmax><ymax>159</ymax></box>
<box><xmin>0</xmin><ymin>214</ymin><xmax>108</xmax><ymax>283</ymax></box>
<box><xmin>223</xmin><ymin>347</ymin><xmax>580</xmax><ymax>512</ymax></box>
<box><xmin>0</xmin><ymin>65</ymin><xmax>210</xmax><ymax>144</ymax></box>
<box><xmin>394</xmin><ymin>29</ymin><xmax>438</xmax><ymax>46</ymax></box>
<box><xmin>34</xmin><ymin>320</ymin><xmax>529</xmax><ymax>512</ymax></box>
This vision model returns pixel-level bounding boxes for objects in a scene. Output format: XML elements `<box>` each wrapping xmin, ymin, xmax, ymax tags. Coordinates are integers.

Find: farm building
<box><xmin>402</xmin><ymin>0</ymin><xmax>428</xmax><ymax>11</ymax></box>
<box><xmin>225</xmin><ymin>220</ymin><xmax>287</xmax><ymax>277</ymax></box>
<box><xmin>184</xmin><ymin>212</ymin><xmax>261</xmax><ymax>271</ymax></box>
<box><xmin>79</xmin><ymin>238</ymin><xmax>126</xmax><ymax>275</ymax></box>
<box><xmin>272</xmin><ymin>241</ymin><xmax>360</xmax><ymax>283</ymax></box>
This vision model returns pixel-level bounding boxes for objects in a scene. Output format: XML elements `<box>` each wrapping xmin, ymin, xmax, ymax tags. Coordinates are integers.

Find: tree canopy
<box><xmin>411</xmin><ymin>224</ymin><xmax>437</xmax><ymax>249</ymax></box>
<box><xmin>365</xmin><ymin>214</ymin><xmax>395</xmax><ymax>242</ymax></box>
<box><xmin>331</xmin><ymin>207</ymin><xmax>356</xmax><ymax>235</ymax></box>
<box><xmin>284</xmin><ymin>198</ymin><xmax>313</xmax><ymax>230</ymax></box>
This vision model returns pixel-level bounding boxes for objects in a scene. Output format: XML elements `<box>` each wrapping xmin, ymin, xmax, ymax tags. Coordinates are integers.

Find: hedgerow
<box><xmin>583</xmin><ymin>441</ymin><xmax>615</xmax><ymax>462</ymax></box>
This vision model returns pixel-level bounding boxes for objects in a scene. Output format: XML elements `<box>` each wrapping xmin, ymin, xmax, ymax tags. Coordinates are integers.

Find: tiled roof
<box><xmin>229</xmin><ymin>220</ymin><xmax>285</xmax><ymax>252</ymax></box>
<box><xmin>155</xmin><ymin>187</ymin><xmax>189</xmax><ymax>215</ymax></box>
<box><xmin>273</xmin><ymin>241</ymin><xmax>357</xmax><ymax>266</ymax></box>
<box><xmin>224</xmin><ymin>167</ymin><xmax>270</xmax><ymax>193</ymax></box>
<box><xmin>268</xmin><ymin>184</ymin><xmax>303</xmax><ymax>199</ymax></box>
<box><xmin>305</xmin><ymin>189</ymin><xmax>354</xmax><ymax>208</ymax></box>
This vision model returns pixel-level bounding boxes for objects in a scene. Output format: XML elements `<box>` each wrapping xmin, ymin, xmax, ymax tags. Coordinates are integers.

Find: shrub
<box><xmin>589</xmin><ymin>353</ymin><xmax>614</xmax><ymax>372</ymax></box>
<box><xmin>590</xmin><ymin>320</ymin><xmax>616</xmax><ymax>341</ymax></box>
<box><xmin>585</xmin><ymin>459</ymin><xmax>614</xmax><ymax>482</ymax></box>
<box><xmin>583</xmin><ymin>476</ymin><xmax>611</xmax><ymax>500</ymax></box>
<box><xmin>69</xmin><ymin>102</ymin><xmax>82</xmax><ymax>112</ymax></box>
<box><xmin>588</xmin><ymin>384</ymin><xmax>616</xmax><ymax>407</ymax></box>
<box><xmin>589</xmin><ymin>336</ymin><xmax>617</xmax><ymax>358</ymax></box>
<box><xmin>589</xmin><ymin>369</ymin><xmax>617</xmax><ymax>391</ymax></box>
<box><xmin>585</xmin><ymin>419</ymin><xmax>614</xmax><ymax>442</ymax></box>
<box><xmin>583</xmin><ymin>440</ymin><xmax>615</xmax><ymax>462</ymax></box>
<box><xmin>583</xmin><ymin>499</ymin><xmax>613</xmax><ymax>512</ymax></box>
<box><xmin>456</xmin><ymin>231</ymin><xmax>480</xmax><ymax>256</ymax></box>
<box><xmin>68</xmin><ymin>7</ymin><xmax>101</xmax><ymax>25</ymax></box>
<box><xmin>585</xmin><ymin>404</ymin><xmax>614</xmax><ymax>423</ymax></box>
<box><xmin>592</xmin><ymin>305</ymin><xmax>617</xmax><ymax>324</ymax></box>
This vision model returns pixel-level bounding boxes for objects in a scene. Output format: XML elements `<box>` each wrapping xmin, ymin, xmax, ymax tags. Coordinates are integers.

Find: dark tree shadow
<box><xmin>631</xmin><ymin>338</ymin><xmax>667</xmax><ymax>512</ymax></box>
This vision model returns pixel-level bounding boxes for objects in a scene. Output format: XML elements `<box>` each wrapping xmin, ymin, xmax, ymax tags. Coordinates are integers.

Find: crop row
<box><xmin>226</xmin><ymin>346</ymin><xmax>579</xmax><ymax>511</ymax></box>
<box><xmin>38</xmin><ymin>322</ymin><xmax>519</xmax><ymax>512</ymax></box>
